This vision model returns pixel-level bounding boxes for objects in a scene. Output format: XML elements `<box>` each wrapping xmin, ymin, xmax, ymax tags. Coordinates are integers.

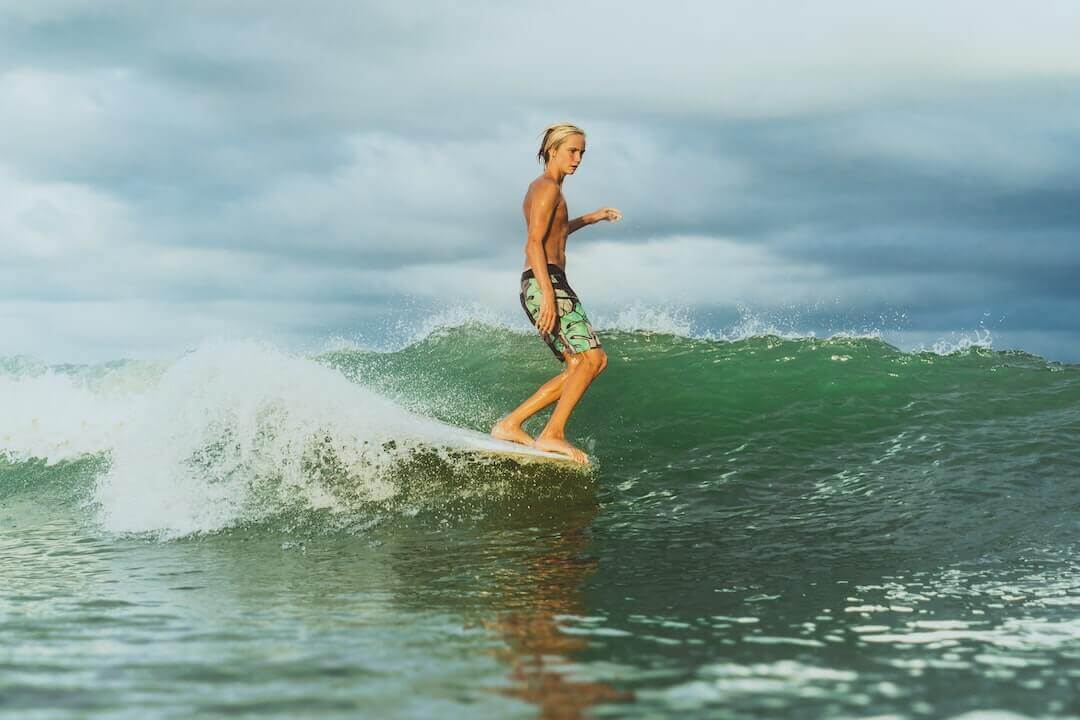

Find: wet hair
<box><xmin>537</xmin><ymin>123</ymin><xmax>585</xmax><ymax>165</ymax></box>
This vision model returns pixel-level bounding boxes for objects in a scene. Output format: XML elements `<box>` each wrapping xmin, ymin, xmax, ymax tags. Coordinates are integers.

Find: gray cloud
<box><xmin>1</xmin><ymin>2</ymin><xmax>1079</xmax><ymax>362</ymax></box>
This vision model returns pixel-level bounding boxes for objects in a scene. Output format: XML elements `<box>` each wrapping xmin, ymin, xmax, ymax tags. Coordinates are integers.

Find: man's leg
<box><xmin>490</xmin><ymin>352</ymin><xmax>584</xmax><ymax>445</ymax></box>
<box><xmin>533</xmin><ymin>347</ymin><xmax>607</xmax><ymax>464</ymax></box>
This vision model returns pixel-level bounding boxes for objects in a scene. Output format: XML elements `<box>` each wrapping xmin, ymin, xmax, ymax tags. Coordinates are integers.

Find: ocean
<box><xmin>2</xmin><ymin>322</ymin><xmax>1079</xmax><ymax>719</ymax></box>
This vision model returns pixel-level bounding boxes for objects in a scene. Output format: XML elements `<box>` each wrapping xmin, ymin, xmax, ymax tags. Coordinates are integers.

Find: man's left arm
<box><xmin>568</xmin><ymin>207</ymin><xmax>623</xmax><ymax>234</ymax></box>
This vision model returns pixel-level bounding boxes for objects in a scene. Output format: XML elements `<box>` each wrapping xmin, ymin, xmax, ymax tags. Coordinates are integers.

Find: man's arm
<box><xmin>524</xmin><ymin>182</ymin><xmax>561</xmax><ymax>334</ymax></box>
<box><xmin>568</xmin><ymin>215</ymin><xmax>593</xmax><ymax>235</ymax></box>
<box><xmin>569</xmin><ymin>208</ymin><xmax>623</xmax><ymax>234</ymax></box>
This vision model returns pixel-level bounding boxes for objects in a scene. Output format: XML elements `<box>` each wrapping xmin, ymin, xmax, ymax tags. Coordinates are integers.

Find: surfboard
<box><xmin>453</xmin><ymin>428</ymin><xmax>591</xmax><ymax>470</ymax></box>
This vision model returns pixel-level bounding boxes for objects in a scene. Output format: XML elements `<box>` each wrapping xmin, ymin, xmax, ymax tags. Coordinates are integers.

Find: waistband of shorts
<box><xmin>520</xmin><ymin>263</ymin><xmax>565</xmax><ymax>280</ymax></box>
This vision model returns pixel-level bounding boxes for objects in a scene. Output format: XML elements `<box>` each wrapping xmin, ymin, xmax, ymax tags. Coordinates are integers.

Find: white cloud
<box><xmin>0</xmin><ymin>164</ymin><xmax>134</xmax><ymax>263</ymax></box>
<box><xmin>248</xmin><ymin>1</ymin><xmax>1080</xmax><ymax>118</ymax></box>
<box><xmin>382</xmin><ymin>233</ymin><xmax>994</xmax><ymax>313</ymax></box>
<box><xmin>827</xmin><ymin>103</ymin><xmax>1079</xmax><ymax>188</ymax></box>
<box><xmin>221</xmin><ymin>130</ymin><xmax>529</xmax><ymax>260</ymax></box>
<box><xmin>0</xmin><ymin>66</ymin><xmax>219</xmax><ymax>180</ymax></box>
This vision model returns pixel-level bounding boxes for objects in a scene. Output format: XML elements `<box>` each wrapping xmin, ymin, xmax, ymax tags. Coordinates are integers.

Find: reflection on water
<box><xmin>379</xmin><ymin>483</ymin><xmax>634</xmax><ymax>718</ymax></box>
<box><xmin>483</xmin><ymin>508</ymin><xmax>633</xmax><ymax>718</ymax></box>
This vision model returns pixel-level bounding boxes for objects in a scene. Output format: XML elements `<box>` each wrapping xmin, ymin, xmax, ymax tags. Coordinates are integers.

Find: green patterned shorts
<box><xmin>519</xmin><ymin>263</ymin><xmax>602</xmax><ymax>363</ymax></box>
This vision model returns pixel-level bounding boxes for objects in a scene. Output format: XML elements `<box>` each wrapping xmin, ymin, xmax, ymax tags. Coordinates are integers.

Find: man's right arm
<box><xmin>524</xmin><ymin>182</ymin><xmax>560</xmax><ymax>333</ymax></box>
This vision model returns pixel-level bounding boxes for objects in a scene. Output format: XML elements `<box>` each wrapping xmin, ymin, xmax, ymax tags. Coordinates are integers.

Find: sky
<box><xmin>2</xmin><ymin>1</ymin><xmax>1079</xmax><ymax>363</ymax></box>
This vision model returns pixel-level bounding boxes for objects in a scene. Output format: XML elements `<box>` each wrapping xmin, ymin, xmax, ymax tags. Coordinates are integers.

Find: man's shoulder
<box><xmin>527</xmin><ymin>176</ymin><xmax>562</xmax><ymax>201</ymax></box>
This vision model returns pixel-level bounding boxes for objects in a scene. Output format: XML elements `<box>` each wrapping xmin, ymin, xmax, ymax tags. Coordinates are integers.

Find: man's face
<box><xmin>553</xmin><ymin>135</ymin><xmax>585</xmax><ymax>174</ymax></box>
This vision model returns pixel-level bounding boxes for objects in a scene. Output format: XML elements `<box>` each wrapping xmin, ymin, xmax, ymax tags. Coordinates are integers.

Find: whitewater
<box><xmin>2</xmin><ymin>318</ymin><xmax>1079</xmax><ymax>719</ymax></box>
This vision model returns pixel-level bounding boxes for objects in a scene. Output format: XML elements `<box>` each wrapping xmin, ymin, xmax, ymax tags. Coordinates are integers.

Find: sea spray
<box><xmin>0</xmin><ymin>361</ymin><xmax>153</xmax><ymax>464</ymax></box>
<box><xmin>91</xmin><ymin>341</ymin><xmax>532</xmax><ymax>537</ymax></box>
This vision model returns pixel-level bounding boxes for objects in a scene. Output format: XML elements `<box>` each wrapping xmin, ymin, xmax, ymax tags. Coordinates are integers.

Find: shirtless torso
<box><xmin>522</xmin><ymin>177</ymin><xmax>568</xmax><ymax>271</ymax></box>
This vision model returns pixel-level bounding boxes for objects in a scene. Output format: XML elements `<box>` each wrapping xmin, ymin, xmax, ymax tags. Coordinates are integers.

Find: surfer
<box><xmin>490</xmin><ymin>123</ymin><xmax>621</xmax><ymax>464</ymax></box>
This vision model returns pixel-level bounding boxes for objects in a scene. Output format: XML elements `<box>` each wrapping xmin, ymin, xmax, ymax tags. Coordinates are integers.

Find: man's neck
<box><xmin>544</xmin><ymin>164</ymin><xmax>566</xmax><ymax>185</ymax></box>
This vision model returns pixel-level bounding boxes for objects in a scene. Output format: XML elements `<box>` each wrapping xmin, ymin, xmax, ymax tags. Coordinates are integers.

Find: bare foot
<box><xmin>533</xmin><ymin>433</ymin><xmax>590</xmax><ymax>464</ymax></box>
<box><xmin>491</xmin><ymin>418</ymin><xmax>533</xmax><ymax>447</ymax></box>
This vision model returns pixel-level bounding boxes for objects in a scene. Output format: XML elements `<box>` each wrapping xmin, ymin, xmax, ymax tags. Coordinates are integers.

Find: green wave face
<box><xmin>316</xmin><ymin>327</ymin><xmax>1080</xmax><ymax>561</ymax></box>
<box><xmin>320</xmin><ymin>326</ymin><xmax>1080</xmax><ymax>473</ymax></box>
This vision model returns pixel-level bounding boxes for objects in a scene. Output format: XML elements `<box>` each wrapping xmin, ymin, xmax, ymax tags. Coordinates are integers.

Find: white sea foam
<box><xmin>924</xmin><ymin>328</ymin><xmax>995</xmax><ymax>356</ymax></box>
<box><xmin>391</xmin><ymin>302</ymin><xmax>523</xmax><ymax>352</ymax></box>
<box><xmin>0</xmin><ymin>361</ymin><xmax>158</xmax><ymax>464</ymax></box>
<box><xmin>302</xmin><ymin>298</ymin><xmax>1001</xmax><ymax>362</ymax></box>
<box><xmin>595</xmin><ymin>304</ymin><xmax>695</xmax><ymax>337</ymax></box>
<box><xmin>0</xmin><ymin>340</ymin><xmax>539</xmax><ymax>538</ymax></box>
<box><xmin>589</xmin><ymin>301</ymin><xmax>1001</xmax><ymax>361</ymax></box>
<box><xmin>93</xmin><ymin>340</ymin><xmax>522</xmax><ymax>537</ymax></box>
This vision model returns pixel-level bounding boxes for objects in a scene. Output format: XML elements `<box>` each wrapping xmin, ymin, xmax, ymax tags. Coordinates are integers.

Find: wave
<box><xmin>1</xmin><ymin>323</ymin><xmax>1077</xmax><ymax>539</ymax></box>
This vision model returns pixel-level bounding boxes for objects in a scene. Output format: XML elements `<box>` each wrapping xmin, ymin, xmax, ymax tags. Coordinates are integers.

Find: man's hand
<box><xmin>588</xmin><ymin>207</ymin><xmax>622</xmax><ymax>224</ymax></box>
<box><xmin>538</xmin><ymin>294</ymin><xmax>557</xmax><ymax>335</ymax></box>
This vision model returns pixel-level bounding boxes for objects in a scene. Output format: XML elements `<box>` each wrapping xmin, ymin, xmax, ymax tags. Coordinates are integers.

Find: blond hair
<box><xmin>537</xmin><ymin>123</ymin><xmax>585</xmax><ymax>165</ymax></box>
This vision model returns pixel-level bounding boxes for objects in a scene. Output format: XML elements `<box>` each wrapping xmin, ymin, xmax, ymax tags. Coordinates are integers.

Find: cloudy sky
<box><xmin>2</xmin><ymin>1</ymin><xmax>1079</xmax><ymax>363</ymax></box>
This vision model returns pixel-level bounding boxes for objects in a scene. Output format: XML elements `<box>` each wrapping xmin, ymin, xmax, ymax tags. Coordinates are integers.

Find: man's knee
<box><xmin>565</xmin><ymin>347</ymin><xmax>606</xmax><ymax>375</ymax></box>
<box><xmin>586</xmin><ymin>348</ymin><xmax>607</xmax><ymax>375</ymax></box>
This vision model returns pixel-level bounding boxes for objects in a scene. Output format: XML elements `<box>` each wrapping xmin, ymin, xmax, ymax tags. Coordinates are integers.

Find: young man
<box><xmin>490</xmin><ymin>123</ymin><xmax>621</xmax><ymax>465</ymax></box>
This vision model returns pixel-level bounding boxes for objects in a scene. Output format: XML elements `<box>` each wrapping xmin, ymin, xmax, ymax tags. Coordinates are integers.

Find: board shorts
<box><xmin>519</xmin><ymin>263</ymin><xmax>602</xmax><ymax>363</ymax></box>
